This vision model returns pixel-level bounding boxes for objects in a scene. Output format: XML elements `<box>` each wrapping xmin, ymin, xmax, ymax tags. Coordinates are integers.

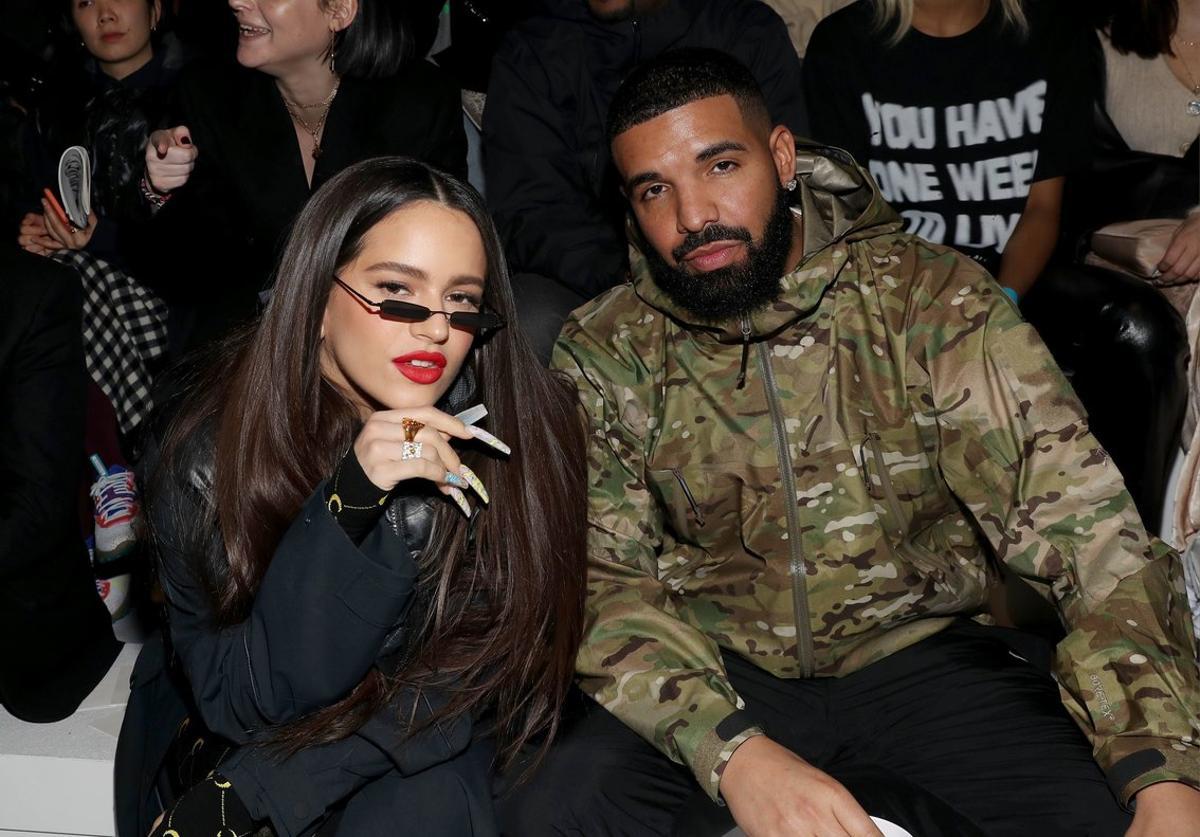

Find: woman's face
<box><xmin>320</xmin><ymin>202</ymin><xmax>487</xmax><ymax>418</ymax></box>
<box><xmin>229</xmin><ymin>0</ymin><xmax>350</xmax><ymax>78</ymax></box>
<box><xmin>72</xmin><ymin>0</ymin><xmax>160</xmax><ymax>79</ymax></box>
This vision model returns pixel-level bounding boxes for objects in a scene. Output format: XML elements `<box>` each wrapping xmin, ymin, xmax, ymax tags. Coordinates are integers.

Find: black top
<box><xmin>137</xmin><ymin>59</ymin><xmax>468</xmax><ymax>351</ymax></box>
<box><xmin>483</xmin><ymin>0</ymin><xmax>808</xmax><ymax>299</ymax></box>
<box><xmin>805</xmin><ymin>0</ymin><xmax>1093</xmax><ymax>272</ymax></box>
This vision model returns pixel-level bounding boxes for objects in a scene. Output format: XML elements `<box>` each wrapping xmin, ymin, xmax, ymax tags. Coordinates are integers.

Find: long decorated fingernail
<box><xmin>445</xmin><ymin>471</ymin><xmax>469</xmax><ymax>489</ymax></box>
<box><xmin>447</xmin><ymin>486</ymin><xmax>471</xmax><ymax>517</ymax></box>
<box><xmin>455</xmin><ymin>404</ymin><xmax>488</xmax><ymax>427</ymax></box>
<box><xmin>459</xmin><ymin>464</ymin><xmax>490</xmax><ymax>504</ymax></box>
<box><xmin>468</xmin><ymin>426</ymin><xmax>511</xmax><ymax>456</ymax></box>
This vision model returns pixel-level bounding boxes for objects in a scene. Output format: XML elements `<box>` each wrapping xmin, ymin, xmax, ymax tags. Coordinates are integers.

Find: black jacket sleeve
<box><xmin>218</xmin><ymin>685</ymin><xmax>472</xmax><ymax>837</ymax></box>
<box><xmin>483</xmin><ymin>36</ymin><xmax>626</xmax><ymax>298</ymax></box>
<box><xmin>730</xmin><ymin>0</ymin><xmax>808</xmax><ymax>137</ymax></box>
<box><xmin>152</xmin><ymin>471</ymin><xmax>419</xmax><ymax>742</ymax></box>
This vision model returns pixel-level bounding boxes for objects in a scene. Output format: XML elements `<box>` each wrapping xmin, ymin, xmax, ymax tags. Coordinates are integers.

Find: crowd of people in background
<box><xmin>1</xmin><ymin>0</ymin><xmax>1198</xmax><ymax>835</ymax></box>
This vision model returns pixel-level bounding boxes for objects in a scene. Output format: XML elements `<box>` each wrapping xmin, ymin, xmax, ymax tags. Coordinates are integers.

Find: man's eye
<box><xmin>640</xmin><ymin>184</ymin><xmax>667</xmax><ymax>201</ymax></box>
<box><xmin>712</xmin><ymin>160</ymin><xmax>738</xmax><ymax>174</ymax></box>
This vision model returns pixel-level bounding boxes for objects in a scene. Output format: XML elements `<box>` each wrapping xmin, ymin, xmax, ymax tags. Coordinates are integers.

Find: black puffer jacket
<box><xmin>483</xmin><ymin>0</ymin><xmax>808</xmax><ymax>299</ymax></box>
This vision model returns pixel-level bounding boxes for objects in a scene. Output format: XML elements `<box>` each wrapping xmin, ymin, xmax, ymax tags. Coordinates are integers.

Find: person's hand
<box><xmin>1159</xmin><ymin>214</ymin><xmax>1200</xmax><ymax>281</ymax></box>
<box><xmin>41</xmin><ymin>204</ymin><xmax>97</xmax><ymax>251</ymax></box>
<box><xmin>352</xmin><ymin>407</ymin><xmax>487</xmax><ymax>514</ymax></box>
<box><xmin>1126</xmin><ymin>781</ymin><xmax>1200</xmax><ymax>836</ymax></box>
<box><xmin>17</xmin><ymin>212</ymin><xmax>62</xmax><ymax>256</ymax></box>
<box><xmin>721</xmin><ymin>736</ymin><xmax>884</xmax><ymax>837</ymax></box>
<box><xmin>145</xmin><ymin>125</ymin><xmax>197</xmax><ymax>193</ymax></box>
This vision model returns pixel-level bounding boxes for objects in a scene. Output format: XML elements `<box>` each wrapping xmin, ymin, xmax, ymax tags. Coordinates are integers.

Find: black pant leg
<box><xmin>834</xmin><ymin>621</ymin><xmax>1131</xmax><ymax>837</ymax></box>
<box><xmin>495</xmin><ymin>692</ymin><xmax>697</xmax><ymax>836</ymax></box>
<box><xmin>1021</xmin><ymin>265</ymin><xmax>1187</xmax><ymax>533</ymax></box>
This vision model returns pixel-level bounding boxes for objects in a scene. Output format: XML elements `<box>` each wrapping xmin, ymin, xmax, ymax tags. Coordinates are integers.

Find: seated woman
<box><xmin>139</xmin><ymin>0</ymin><xmax>468</xmax><ymax>353</ymax></box>
<box><xmin>15</xmin><ymin>0</ymin><xmax>183</xmax><ymax>443</ymax></box>
<box><xmin>805</xmin><ymin>0</ymin><xmax>1188</xmax><ymax>532</ymax></box>
<box><xmin>136</xmin><ymin>157</ymin><xmax>586</xmax><ymax>835</ymax></box>
<box><xmin>17</xmin><ymin>0</ymin><xmax>184</xmax><ymax>264</ymax></box>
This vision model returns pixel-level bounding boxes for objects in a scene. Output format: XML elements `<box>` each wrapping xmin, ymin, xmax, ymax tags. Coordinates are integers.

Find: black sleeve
<box><xmin>1031</xmin><ymin>11</ymin><xmax>1098</xmax><ymax>182</ymax></box>
<box><xmin>128</xmin><ymin>69</ymin><xmax>245</xmax><ymax>308</ymax></box>
<box><xmin>0</xmin><ymin>255</ymin><xmax>85</xmax><ymax>576</ymax></box>
<box><xmin>483</xmin><ymin>36</ymin><xmax>626</xmax><ymax>297</ymax></box>
<box><xmin>802</xmin><ymin>17</ymin><xmax>872</xmax><ymax>163</ymax></box>
<box><xmin>729</xmin><ymin>1</ymin><xmax>809</xmax><ymax>136</ymax></box>
<box><xmin>150</xmin><ymin>462</ymin><xmax>419</xmax><ymax>743</ymax></box>
<box><xmin>217</xmin><ymin>687</ymin><xmax>472</xmax><ymax>837</ymax></box>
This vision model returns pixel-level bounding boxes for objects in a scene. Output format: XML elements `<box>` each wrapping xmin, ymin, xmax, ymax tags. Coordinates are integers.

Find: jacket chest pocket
<box><xmin>645</xmin><ymin>464</ymin><xmax>770</xmax><ymax>583</ymax></box>
<box><xmin>855</xmin><ymin>423</ymin><xmax>949</xmax><ymax>569</ymax></box>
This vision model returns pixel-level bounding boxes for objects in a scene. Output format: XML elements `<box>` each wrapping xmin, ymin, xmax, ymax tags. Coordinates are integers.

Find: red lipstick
<box><xmin>393</xmin><ymin>351</ymin><xmax>446</xmax><ymax>385</ymax></box>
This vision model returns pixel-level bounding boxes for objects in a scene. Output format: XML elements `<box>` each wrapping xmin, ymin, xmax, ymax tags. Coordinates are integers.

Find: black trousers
<box><xmin>1021</xmin><ymin>264</ymin><xmax>1188</xmax><ymax>535</ymax></box>
<box><xmin>497</xmin><ymin>622</ymin><xmax>1130</xmax><ymax>837</ymax></box>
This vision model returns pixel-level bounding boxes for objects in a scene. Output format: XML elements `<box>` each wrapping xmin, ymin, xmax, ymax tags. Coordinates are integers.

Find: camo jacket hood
<box><xmin>553</xmin><ymin>144</ymin><xmax>1200</xmax><ymax>804</ymax></box>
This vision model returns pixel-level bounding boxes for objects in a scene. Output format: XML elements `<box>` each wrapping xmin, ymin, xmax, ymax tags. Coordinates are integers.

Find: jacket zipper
<box><xmin>755</xmin><ymin>333</ymin><xmax>815</xmax><ymax>677</ymax></box>
<box><xmin>671</xmin><ymin>468</ymin><xmax>706</xmax><ymax>527</ymax></box>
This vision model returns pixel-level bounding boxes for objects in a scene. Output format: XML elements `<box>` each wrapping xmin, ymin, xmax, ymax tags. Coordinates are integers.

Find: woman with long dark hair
<box><xmin>136</xmin><ymin>157</ymin><xmax>586</xmax><ymax>835</ymax></box>
<box><xmin>137</xmin><ymin>0</ymin><xmax>468</xmax><ymax>354</ymax></box>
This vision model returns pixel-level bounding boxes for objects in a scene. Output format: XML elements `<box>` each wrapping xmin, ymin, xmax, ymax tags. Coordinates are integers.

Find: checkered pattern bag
<box><xmin>51</xmin><ymin>250</ymin><xmax>168</xmax><ymax>434</ymax></box>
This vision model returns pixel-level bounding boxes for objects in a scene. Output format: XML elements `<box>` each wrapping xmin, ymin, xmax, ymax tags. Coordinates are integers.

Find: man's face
<box><xmin>611</xmin><ymin>94</ymin><xmax>798</xmax><ymax>322</ymax></box>
<box><xmin>586</xmin><ymin>0</ymin><xmax>667</xmax><ymax>22</ymax></box>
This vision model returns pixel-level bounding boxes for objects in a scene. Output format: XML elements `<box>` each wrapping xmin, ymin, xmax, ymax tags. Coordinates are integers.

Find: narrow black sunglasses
<box><xmin>332</xmin><ymin>276</ymin><xmax>505</xmax><ymax>333</ymax></box>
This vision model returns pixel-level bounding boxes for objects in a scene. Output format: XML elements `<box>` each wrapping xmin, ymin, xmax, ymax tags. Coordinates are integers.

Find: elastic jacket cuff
<box><xmin>689</xmin><ymin>709</ymin><xmax>762</xmax><ymax>801</ymax></box>
<box><xmin>1104</xmin><ymin>744</ymin><xmax>1200</xmax><ymax>808</ymax></box>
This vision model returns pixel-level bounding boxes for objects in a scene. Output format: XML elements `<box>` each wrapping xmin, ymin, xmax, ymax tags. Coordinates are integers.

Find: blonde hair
<box><xmin>874</xmin><ymin>0</ymin><xmax>1029</xmax><ymax>45</ymax></box>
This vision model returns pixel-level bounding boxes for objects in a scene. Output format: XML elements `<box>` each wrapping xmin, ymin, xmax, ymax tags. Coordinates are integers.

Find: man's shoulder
<box><xmin>555</xmin><ymin>283</ymin><xmax>662</xmax><ymax>369</ymax></box>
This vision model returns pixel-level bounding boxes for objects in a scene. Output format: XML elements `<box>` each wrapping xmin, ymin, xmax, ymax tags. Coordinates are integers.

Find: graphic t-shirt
<box><xmin>804</xmin><ymin>0</ymin><xmax>1093</xmax><ymax>272</ymax></box>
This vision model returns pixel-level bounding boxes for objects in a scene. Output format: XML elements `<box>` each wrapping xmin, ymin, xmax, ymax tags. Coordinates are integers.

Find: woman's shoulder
<box><xmin>808</xmin><ymin>2</ymin><xmax>878</xmax><ymax>55</ymax></box>
<box><xmin>350</xmin><ymin>59</ymin><xmax>460</xmax><ymax>106</ymax></box>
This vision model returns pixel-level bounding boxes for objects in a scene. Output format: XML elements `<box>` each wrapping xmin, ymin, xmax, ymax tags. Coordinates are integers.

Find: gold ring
<box><xmin>401</xmin><ymin>417</ymin><xmax>425</xmax><ymax>443</ymax></box>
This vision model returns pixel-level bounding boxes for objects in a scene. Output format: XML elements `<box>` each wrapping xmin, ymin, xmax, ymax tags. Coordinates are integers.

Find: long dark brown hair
<box><xmin>1092</xmin><ymin>0</ymin><xmax>1178</xmax><ymax>58</ymax></box>
<box><xmin>155</xmin><ymin>157</ymin><xmax>587</xmax><ymax>771</ymax></box>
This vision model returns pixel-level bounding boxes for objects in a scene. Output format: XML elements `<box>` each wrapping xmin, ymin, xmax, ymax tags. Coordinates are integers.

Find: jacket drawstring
<box><xmin>736</xmin><ymin>318</ymin><xmax>751</xmax><ymax>389</ymax></box>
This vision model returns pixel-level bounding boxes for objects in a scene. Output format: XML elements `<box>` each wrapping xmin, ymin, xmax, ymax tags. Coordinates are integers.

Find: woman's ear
<box><xmin>151</xmin><ymin>0</ymin><xmax>163</xmax><ymax>31</ymax></box>
<box><xmin>328</xmin><ymin>0</ymin><xmax>359</xmax><ymax>33</ymax></box>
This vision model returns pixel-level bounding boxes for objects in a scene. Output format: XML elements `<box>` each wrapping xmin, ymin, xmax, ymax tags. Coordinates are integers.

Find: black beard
<box><xmin>642</xmin><ymin>188</ymin><xmax>795</xmax><ymax>324</ymax></box>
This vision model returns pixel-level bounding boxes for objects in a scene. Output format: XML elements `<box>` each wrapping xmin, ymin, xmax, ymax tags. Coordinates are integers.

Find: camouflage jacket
<box><xmin>552</xmin><ymin>146</ymin><xmax>1200</xmax><ymax>804</ymax></box>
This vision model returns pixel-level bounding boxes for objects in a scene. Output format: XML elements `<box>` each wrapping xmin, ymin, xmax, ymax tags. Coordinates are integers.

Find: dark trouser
<box><xmin>511</xmin><ymin>272</ymin><xmax>591</xmax><ymax>366</ymax></box>
<box><xmin>1021</xmin><ymin>264</ymin><xmax>1188</xmax><ymax>534</ymax></box>
<box><xmin>497</xmin><ymin>622</ymin><xmax>1130</xmax><ymax>837</ymax></box>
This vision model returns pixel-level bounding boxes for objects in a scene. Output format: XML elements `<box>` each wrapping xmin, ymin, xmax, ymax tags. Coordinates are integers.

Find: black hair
<box><xmin>1091</xmin><ymin>0</ymin><xmax>1178</xmax><ymax>59</ymax></box>
<box><xmin>331</xmin><ymin>0</ymin><xmax>419</xmax><ymax>79</ymax></box>
<box><xmin>606</xmin><ymin>47</ymin><xmax>772</xmax><ymax>142</ymax></box>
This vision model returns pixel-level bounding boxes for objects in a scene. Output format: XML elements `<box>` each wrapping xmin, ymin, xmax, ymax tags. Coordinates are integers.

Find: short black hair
<box><xmin>606</xmin><ymin>48</ymin><xmax>772</xmax><ymax>142</ymax></box>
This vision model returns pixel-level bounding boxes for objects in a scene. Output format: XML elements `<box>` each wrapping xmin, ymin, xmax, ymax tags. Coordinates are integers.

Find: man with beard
<box><xmin>483</xmin><ymin>0</ymin><xmax>805</xmax><ymax>363</ymax></box>
<box><xmin>501</xmin><ymin>49</ymin><xmax>1200</xmax><ymax>836</ymax></box>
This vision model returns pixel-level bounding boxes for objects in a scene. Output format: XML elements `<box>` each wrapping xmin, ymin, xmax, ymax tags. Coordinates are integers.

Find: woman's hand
<box><xmin>17</xmin><ymin>212</ymin><xmax>63</xmax><ymax>256</ymax></box>
<box><xmin>353</xmin><ymin>407</ymin><xmax>486</xmax><ymax>514</ymax></box>
<box><xmin>41</xmin><ymin>203</ymin><xmax>97</xmax><ymax>251</ymax></box>
<box><xmin>145</xmin><ymin>125</ymin><xmax>198</xmax><ymax>194</ymax></box>
<box><xmin>1159</xmin><ymin>214</ymin><xmax>1200</xmax><ymax>281</ymax></box>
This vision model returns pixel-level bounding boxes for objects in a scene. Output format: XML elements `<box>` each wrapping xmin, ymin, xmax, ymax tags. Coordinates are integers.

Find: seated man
<box><xmin>484</xmin><ymin>0</ymin><xmax>806</xmax><ymax>362</ymax></box>
<box><xmin>507</xmin><ymin>49</ymin><xmax>1200</xmax><ymax>836</ymax></box>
